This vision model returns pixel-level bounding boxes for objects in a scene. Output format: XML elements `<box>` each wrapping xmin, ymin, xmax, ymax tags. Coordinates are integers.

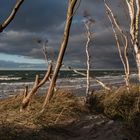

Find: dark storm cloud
<box><xmin>0</xmin><ymin>0</ymin><xmax>67</xmax><ymax>32</ymax></box>
<box><xmin>0</xmin><ymin>0</ymin><xmax>68</xmax><ymax>60</ymax></box>
<box><xmin>0</xmin><ymin>0</ymin><xmax>135</xmax><ymax>69</ymax></box>
<box><xmin>0</xmin><ymin>31</ymin><xmax>43</xmax><ymax>58</ymax></box>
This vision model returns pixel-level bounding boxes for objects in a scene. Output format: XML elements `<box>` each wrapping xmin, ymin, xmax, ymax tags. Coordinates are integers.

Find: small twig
<box><xmin>23</xmin><ymin>86</ymin><xmax>28</xmax><ymax>98</ymax></box>
<box><xmin>54</xmin><ymin>107</ymin><xmax>66</xmax><ymax>124</ymax></box>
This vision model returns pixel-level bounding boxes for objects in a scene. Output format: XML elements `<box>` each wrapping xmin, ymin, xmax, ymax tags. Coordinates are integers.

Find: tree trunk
<box><xmin>104</xmin><ymin>0</ymin><xmax>130</xmax><ymax>90</ymax></box>
<box><xmin>136</xmin><ymin>53</ymin><xmax>140</xmax><ymax>82</ymax></box>
<box><xmin>125</xmin><ymin>0</ymin><xmax>140</xmax><ymax>82</ymax></box>
<box><xmin>85</xmin><ymin>22</ymin><xmax>91</xmax><ymax>97</ymax></box>
<box><xmin>42</xmin><ymin>0</ymin><xmax>77</xmax><ymax>111</ymax></box>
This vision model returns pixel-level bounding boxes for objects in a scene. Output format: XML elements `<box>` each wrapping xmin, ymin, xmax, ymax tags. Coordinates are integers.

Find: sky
<box><xmin>0</xmin><ymin>0</ymin><xmax>136</xmax><ymax>70</ymax></box>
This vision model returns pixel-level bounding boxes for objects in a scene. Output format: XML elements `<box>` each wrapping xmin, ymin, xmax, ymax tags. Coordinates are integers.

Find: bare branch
<box><xmin>20</xmin><ymin>64</ymin><xmax>52</xmax><ymax>111</ymax></box>
<box><xmin>67</xmin><ymin>66</ymin><xmax>110</xmax><ymax>91</ymax></box>
<box><xmin>0</xmin><ymin>0</ymin><xmax>24</xmax><ymax>32</ymax></box>
<box><xmin>104</xmin><ymin>0</ymin><xmax>130</xmax><ymax>88</ymax></box>
<box><xmin>42</xmin><ymin>0</ymin><xmax>78</xmax><ymax>111</ymax></box>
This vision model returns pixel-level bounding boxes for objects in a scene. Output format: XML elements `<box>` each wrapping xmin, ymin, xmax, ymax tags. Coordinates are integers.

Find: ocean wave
<box><xmin>0</xmin><ymin>74</ymin><xmax>138</xmax><ymax>99</ymax></box>
<box><xmin>0</xmin><ymin>82</ymin><xmax>33</xmax><ymax>85</ymax></box>
<box><xmin>0</xmin><ymin>76</ymin><xmax>22</xmax><ymax>81</ymax></box>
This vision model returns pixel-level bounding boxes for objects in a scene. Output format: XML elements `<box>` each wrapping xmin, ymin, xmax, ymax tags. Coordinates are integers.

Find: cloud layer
<box><xmin>0</xmin><ymin>0</ymin><xmax>136</xmax><ymax>69</ymax></box>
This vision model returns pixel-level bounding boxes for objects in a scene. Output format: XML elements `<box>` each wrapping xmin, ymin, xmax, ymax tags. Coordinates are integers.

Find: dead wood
<box><xmin>20</xmin><ymin>64</ymin><xmax>52</xmax><ymax>111</ymax></box>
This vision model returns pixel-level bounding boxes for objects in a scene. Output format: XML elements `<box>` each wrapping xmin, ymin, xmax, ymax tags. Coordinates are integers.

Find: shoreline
<box><xmin>0</xmin><ymin>74</ymin><xmax>126</xmax><ymax>99</ymax></box>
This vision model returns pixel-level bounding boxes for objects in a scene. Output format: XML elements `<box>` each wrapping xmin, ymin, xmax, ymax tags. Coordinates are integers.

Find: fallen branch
<box><xmin>20</xmin><ymin>64</ymin><xmax>52</xmax><ymax>111</ymax></box>
<box><xmin>55</xmin><ymin>107</ymin><xmax>66</xmax><ymax>124</ymax></box>
<box><xmin>67</xmin><ymin>66</ymin><xmax>110</xmax><ymax>91</ymax></box>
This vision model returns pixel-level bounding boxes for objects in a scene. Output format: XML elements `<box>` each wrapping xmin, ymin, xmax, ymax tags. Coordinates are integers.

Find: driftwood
<box><xmin>68</xmin><ymin>66</ymin><xmax>110</xmax><ymax>91</ymax></box>
<box><xmin>20</xmin><ymin>64</ymin><xmax>52</xmax><ymax>111</ymax></box>
<box><xmin>42</xmin><ymin>0</ymin><xmax>77</xmax><ymax>112</ymax></box>
<box><xmin>0</xmin><ymin>0</ymin><xmax>24</xmax><ymax>32</ymax></box>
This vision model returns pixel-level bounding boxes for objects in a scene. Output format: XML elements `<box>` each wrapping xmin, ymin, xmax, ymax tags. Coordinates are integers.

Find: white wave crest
<box><xmin>0</xmin><ymin>76</ymin><xmax>22</xmax><ymax>81</ymax></box>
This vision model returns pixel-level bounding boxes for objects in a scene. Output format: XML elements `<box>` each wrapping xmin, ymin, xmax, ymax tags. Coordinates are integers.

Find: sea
<box><xmin>0</xmin><ymin>70</ymin><xmax>138</xmax><ymax>99</ymax></box>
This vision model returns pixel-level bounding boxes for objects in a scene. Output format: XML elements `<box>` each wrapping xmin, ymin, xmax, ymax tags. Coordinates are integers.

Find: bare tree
<box><xmin>83</xmin><ymin>11</ymin><xmax>111</xmax><ymax>104</ymax></box>
<box><xmin>125</xmin><ymin>0</ymin><xmax>140</xmax><ymax>82</ymax></box>
<box><xmin>109</xmin><ymin>0</ymin><xmax>140</xmax><ymax>83</ymax></box>
<box><xmin>83</xmin><ymin>12</ymin><xmax>93</xmax><ymax>98</ymax></box>
<box><xmin>42</xmin><ymin>0</ymin><xmax>78</xmax><ymax>111</ymax></box>
<box><xmin>0</xmin><ymin>0</ymin><xmax>24</xmax><ymax>32</ymax></box>
<box><xmin>104</xmin><ymin>0</ymin><xmax>130</xmax><ymax>89</ymax></box>
<box><xmin>20</xmin><ymin>39</ymin><xmax>54</xmax><ymax>111</ymax></box>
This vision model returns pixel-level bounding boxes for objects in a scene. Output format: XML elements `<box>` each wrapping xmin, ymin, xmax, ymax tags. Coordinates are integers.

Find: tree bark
<box><xmin>42</xmin><ymin>0</ymin><xmax>77</xmax><ymax>111</ymax></box>
<box><xmin>85</xmin><ymin>22</ymin><xmax>91</xmax><ymax>97</ymax></box>
<box><xmin>125</xmin><ymin>0</ymin><xmax>140</xmax><ymax>82</ymax></box>
<box><xmin>136</xmin><ymin>53</ymin><xmax>140</xmax><ymax>82</ymax></box>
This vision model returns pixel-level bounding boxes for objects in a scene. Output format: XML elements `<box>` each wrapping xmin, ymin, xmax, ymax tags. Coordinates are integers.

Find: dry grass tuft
<box><xmin>89</xmin><ymin>84</ymin><xmax>140</xmax><ymax>136</ymax></box>
<box><xmin>0</xmin><ymin>90</ymin><xmax>87</xmax><ymax>128</ymax></box>
<box><xmin>34</xmin><ymin>90</ymin><xmax>87</xmax><ymax>127</ymax></box>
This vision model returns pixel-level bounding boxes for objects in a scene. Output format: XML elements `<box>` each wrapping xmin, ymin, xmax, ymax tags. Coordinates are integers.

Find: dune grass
<box><xmin>0</xmin><ymin>89</ymin><xmax>89</xmax><ymax>139</ymax></box>
<box><xmin>89</xmin><ymin>84</ymin><xmax>140</xmax><ymax>137</ymax></box>
<box><xmin>1</xmin><ymin>84</ymin><xmax>140</xmax><ymax>139</ymax></box>
<box><xmin>0</xmin><ymin>90</ymin><xmax>87</xmax><ymax>129</ymax></box>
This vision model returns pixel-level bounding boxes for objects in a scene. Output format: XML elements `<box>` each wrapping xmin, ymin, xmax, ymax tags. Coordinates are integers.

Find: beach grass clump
<box><xmin>89</xmin><ymin>84</ymin><xmax>140</xmax><ymax>134</ymax></box>
<box><xmin>34</xmin><ymin>90</ymin><xmax>87</xmax><ymax>126</ymax></box>
<box><xmin>0</xmin><ymin>90</ymin><xmax>87</xmax><ymax>128</ymax></box>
